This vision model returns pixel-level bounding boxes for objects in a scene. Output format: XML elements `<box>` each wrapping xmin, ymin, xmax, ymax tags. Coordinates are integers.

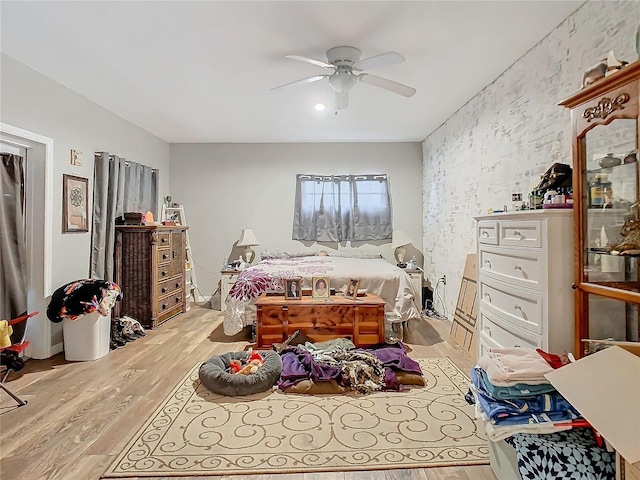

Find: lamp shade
<box><xmin>391</xmin><ymin>230</ymin><xmax>412</xmax><ymax>249</ymax></box>
<box><xmin>237</xmin><ymin>229</ymin><xmax>260</xmax><ymax>247</ymax></box>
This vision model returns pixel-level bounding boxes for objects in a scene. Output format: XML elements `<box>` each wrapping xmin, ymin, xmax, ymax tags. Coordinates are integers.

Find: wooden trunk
<box><xmin>114</xmin><ymin>225</ymin><xmax>188</xmax><ymax>328</ymax></box>
<box><xmin>255</xmin><ymin>293</ymin><xmax>385</xmax><ymax>348</ymax></box>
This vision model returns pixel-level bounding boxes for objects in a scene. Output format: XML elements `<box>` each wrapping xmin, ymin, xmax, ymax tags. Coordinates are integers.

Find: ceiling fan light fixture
<box><xmin>328</xmin><ymin>71</ymin><xmax>357</xmax><ymax>93</ymax></box>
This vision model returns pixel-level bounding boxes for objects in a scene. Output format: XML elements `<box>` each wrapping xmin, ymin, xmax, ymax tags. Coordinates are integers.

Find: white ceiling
<box><xmin>0</xmin><ymin>1</ymin><xmax>584</xmax><ymax>143</ymax></box>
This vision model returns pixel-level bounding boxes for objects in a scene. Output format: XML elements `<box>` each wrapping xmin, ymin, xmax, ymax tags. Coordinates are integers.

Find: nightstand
<box><xmin>220</xmin><ymin>270</ymin><xmax>241</xmax><ymax>311</ymax></box>
<box><xmin>404</xmin><ymin>268</ymin><xmax>423</xmax><ymax>309</ymax></box>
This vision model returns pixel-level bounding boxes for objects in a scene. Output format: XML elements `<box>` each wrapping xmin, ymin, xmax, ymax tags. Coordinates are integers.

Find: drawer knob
<box><xmin>163</xmin><ymin>254</ymin><xmax>168</xmax><ymax>260</ymax></box>
<box><xmin>484</xmin><ymin>326</ymin><xmax>491</xmax><ymax>336</ymax></box>
<box><xmin>481</xmin><ymin>231</ymin><xmax>489</xmax><ymax>237</ymax></box>
<box><xmin>162</xmin><ymin>303</ymin><xmax>167</xmax><ymax>309</ymax></box>
<box><xmin>514</xmin><ymin>265</ymin><xmax>522</xmax><ymax>270</ymax></box>
<box><xmin>161</xmin><ymin>287</ymin><xmax>166</xmax><ymax>293</ymax></box>
<box><xmin>514</xmin><ymin>231</ymin><xmax>522</xmax><ymax>237</ymax></box>
<box><xmin>514</xmin><ymin>304</ymin><xmax>522</xmax><ymax>311</ymax></box>
<box><xmin>484</xmin><ymin>259</ymin><xmax>492</xmax><ymax>268</ymax></box>
<box><xmin>514</xmin><ymin>344</ymin><xmax>521</xmax><ymax>348</ymax></box>
<box><xmin>161</xmin><ymin>271</ymin><xmax>167</xmax><ymax>277</ymax></box>
<box><xmin>484</xmin><ymin>293</ymin><xmax>492</xmax><ymax>302</ymax></box>
<box><xmin>161</xmin><ymin>238</ymin><xmax>167</xmax><ymax>243</ymax></box>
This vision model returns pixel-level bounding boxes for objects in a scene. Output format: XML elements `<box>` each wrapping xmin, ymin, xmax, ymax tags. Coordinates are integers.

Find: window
<box><xmin>292</xmin><ymin>174</ymin><xmax>392</xmax><ymax>242</ymax></box>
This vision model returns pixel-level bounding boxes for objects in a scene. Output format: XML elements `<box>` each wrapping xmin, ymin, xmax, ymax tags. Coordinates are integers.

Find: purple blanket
<box><xmin>278</xmin><ymin>343</ymin><xmax>423</xmax><ymax>390</ymax></box>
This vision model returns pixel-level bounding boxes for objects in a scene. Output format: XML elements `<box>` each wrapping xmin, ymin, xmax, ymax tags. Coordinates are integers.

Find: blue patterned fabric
<box><xmin>505</xmin><ymin>429</ymin><xmax>615</xmax><ymax>480</ymax></box>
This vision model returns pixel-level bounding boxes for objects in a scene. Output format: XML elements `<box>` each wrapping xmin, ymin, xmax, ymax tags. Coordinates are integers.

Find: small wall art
<box><xmin>70</xmin><ymin>149</ymin><xmax>83</xmax><ymax>166</ymax></box>
<box><xmin>63</xmin><ymin>174</ymin><xmax>89</xmax><ymax>233</ymax></box>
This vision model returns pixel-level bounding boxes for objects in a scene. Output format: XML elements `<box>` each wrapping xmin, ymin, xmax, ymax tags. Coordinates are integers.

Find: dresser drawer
<box><xmin>479</xmin><ymin>245</ymin><xmax>542</xmax><ymax>291</ymax></box>
<box><xmin>479</xmin><ymin>309</ymin><xmax>540</xmax><ymax>350</ymax></box>
<box><xmin>157</xmin><ymin>290</ymin><xmax>183</xmax><ymax>316</ymax></box>
<box><xmin>156</xmin><ymin>247</ymin><xmax>171</xmax><ymax>265</ymax></box>
<box><xmin>157</xmin><ymin>264</ymin><xmax>172</xmax><ymax>282</ymax></box>
<box><xmin>156</xmin><ymin>232</ymin><xmax>170</xmax><ymax>247</ymax></box>
<box><xmin>478</xmin><ymin>221</ymin><xmax>498</xmax><ymax>245</ymax></box>
<box><xmin>479</xmin><ymin>280</ymin><xmax>542</xmax><ymax>334</ymax></box>
<box><xmin>157</xmin><ymin>276</ymin><xmax>182</xmax><ymax>297</ymax></box>
<box><xmin>499</xmin><ymin>220</ymin><xmax>542</xmax><ymax>248</ymax></box>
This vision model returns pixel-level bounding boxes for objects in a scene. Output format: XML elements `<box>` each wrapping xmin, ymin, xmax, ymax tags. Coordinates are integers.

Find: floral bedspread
<box><xmin>223</xmin><ymin>256</ymin><xmax>421</xmax><ymax>336</ymax></box>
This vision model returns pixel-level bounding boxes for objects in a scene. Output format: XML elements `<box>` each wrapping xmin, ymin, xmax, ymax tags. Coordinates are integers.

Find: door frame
<box><xmin>1</xmin><ymin>122</ymin><xmax>56</xmax><ymax>358</ymax></box>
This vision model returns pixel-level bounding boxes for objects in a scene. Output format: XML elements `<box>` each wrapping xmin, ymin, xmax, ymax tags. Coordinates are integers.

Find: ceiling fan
<box><xmin>272</xmin><ymin>46</ymin><xmax>416</xmax><ymax>111</ymax></box>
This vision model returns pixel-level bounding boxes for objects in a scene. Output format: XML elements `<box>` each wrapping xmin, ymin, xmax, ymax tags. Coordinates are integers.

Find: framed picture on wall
<box><xmin>63</xmin><ymin>174</ymin><xmax>89</xmax><ymax>233</ymax></box>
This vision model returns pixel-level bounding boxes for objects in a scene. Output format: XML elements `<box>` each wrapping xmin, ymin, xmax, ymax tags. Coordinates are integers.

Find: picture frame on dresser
<box><xmin>284</xmin><ymin>278</ymin><xmax>302</xmax><ymax>300</ymax></box>
<box><xmin>345</xmin><ymin>278</ymin><xmax>361</xmax><ymax>299</ymax></box>
<box><xmin>312</xmin><ymin>276</ymin><xmax>330</xmax><ymax>299</ymax></box>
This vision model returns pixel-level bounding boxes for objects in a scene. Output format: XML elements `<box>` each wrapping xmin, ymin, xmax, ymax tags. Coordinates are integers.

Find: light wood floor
<box><xmin>0</xmin><ymin>305</ymin><xmax>497</xmax><ymax>480</ymax></box>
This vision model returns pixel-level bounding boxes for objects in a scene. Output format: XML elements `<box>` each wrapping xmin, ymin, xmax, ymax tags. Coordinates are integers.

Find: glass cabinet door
<box><xmin>582</xmin><ymin>292</ymin><xmax>639</xmax><ymax>356</ymax></box>
<box><xmin>579</xmin><ymin>116</ymin><xmax>640</xmax><ymax>350</ymax></box>
<box><xmin>582</xmin><ymin>118</ymin><xmax>638</xmax><ymax>287</ymax></box>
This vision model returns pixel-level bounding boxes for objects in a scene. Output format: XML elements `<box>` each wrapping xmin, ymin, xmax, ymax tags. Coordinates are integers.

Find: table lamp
<box><xmin>391</xmin><ymin>230</ymin><xmax>412</xmax><ymax>267</ymax></box>
<box><xmin>237</xmin><ymin>229</ymin><xmax>260</xmax><ymax>264</ymax></box>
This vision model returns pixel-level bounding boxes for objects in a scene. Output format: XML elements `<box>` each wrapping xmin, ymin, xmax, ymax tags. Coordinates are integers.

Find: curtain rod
<box><xmin>1</xmin><ymin>138</ymin><xmax>31</xmax><ymax>149</ymax></box>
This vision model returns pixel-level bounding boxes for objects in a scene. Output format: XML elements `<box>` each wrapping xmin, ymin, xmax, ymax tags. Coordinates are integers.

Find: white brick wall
<box><xmin>422</xmin><ymin>1</ymin><xmax>640</xmax><ymax>319</ymax></box>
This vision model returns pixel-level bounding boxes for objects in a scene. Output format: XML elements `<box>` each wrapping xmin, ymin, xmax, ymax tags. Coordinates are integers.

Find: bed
<box><xmin>223</xmin><ymin>252</ymin><xmax>422</xmax><ymax>336</ymax></box>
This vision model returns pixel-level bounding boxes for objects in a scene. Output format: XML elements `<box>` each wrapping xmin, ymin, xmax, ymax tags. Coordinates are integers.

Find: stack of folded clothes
<box><xmin>470</xmin><ymin>347</ymin><xmax>581</xmax><ymax>442</ymax></box>
<box><xmin>471</xmin><ymin>347</ymin><xmax>616</xmax><ymax>480</ymax></box>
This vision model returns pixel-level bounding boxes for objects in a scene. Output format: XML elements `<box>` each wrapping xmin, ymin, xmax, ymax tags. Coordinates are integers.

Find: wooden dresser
<box><xmin>255</xmin><ymin>293</ymin><xmax>385</xmax><ymax>348</ymax></box>
<box><xmin>114</xmin><ymin>225</ymin><xmax>188</xmax><ymax>328</ymax></box>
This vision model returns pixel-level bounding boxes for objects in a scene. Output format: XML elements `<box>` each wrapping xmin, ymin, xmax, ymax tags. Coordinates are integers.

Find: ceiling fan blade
<box><xmin>271</xmin><ymin>75</ymin><xmax>328</xmax><ymax>91</ymax></box>
<box><xmin>358</xmin><ymin>73</ymin><xmax>416</xmax><ymax>97</ymax></box>
<box><xmin>285</xmin><ymin>55</ymin><xmax>333</xmax><ymax>69</ymax></box>
<box><xmin>336</xmin><ymin>91</ymin><xmax>349</xmax><ymax>110</ymax></box>
<box><xmin>353</xmin><ymin>52</ymin><xmax>405</xmax><ymax>71</ymax></box>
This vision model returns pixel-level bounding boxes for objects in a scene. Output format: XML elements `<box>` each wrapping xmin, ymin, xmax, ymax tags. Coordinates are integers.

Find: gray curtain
<box><xmin>90</xmin><ymin>152</ymin><xmax>158</xmax><ymax>281</ymax></box>
<box><xmin>0</xmin><ymin>153</ymin><xmax>27</xmax><ymax>321</ymax></box>
<box><xmin>292</xmin><ymin>174</ymin><xmax>392</xmax><ymax>242</ymax></box>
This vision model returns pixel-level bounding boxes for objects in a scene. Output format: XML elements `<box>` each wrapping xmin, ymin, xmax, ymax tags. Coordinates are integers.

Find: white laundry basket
<box><xmin>62</xmin><ymin>311</ymin><xmax>111</xmax><ymax>361</ymax></box>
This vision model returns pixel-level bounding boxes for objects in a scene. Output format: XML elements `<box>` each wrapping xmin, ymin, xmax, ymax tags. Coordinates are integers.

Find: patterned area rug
<box><xmin>103</xmin><ymin>357</ymin><xmax>488</xmax><ymax>477</ymax></box>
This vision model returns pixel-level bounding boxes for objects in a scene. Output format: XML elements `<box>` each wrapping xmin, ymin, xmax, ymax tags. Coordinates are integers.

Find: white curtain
<box><xmin>292</xmin><ymin>174</ymin><xmax>392</xmax><ymax>242</ymax></box>
<box><xmin>90</xmin><ymin>152</ymin><xmax>158</xmax><ymax>281</ymax></box>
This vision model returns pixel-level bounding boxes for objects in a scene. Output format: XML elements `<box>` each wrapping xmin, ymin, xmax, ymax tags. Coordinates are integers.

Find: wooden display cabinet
<box><xmin>560</xmin><ymin>61</ymin><xmax>640</xmax><ymax>357</ymax></box>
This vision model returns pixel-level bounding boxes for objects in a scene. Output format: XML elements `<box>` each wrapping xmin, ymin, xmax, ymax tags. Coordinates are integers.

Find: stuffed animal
<box><xmin>228</xmin><ymin>359</ymin><xmax>242</xmax><ymax>374</ymax></box>
<box><xmin>235</xmin><ymin>349</ymin><xmax>265</xmax><ymax>375</ymax></box>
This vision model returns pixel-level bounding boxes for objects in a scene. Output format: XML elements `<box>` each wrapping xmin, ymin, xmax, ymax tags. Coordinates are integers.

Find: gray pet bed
<box><xmin>199</xmin><ymin>350</ymin><xmax>283</xmax><ymax>396</ymax></box>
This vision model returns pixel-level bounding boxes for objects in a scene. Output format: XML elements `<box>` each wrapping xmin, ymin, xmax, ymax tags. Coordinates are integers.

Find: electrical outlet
<box><xmin>441</xmin><ymin>275</ymin><xmax>446</xmax><ymax>285</ymax></box>
<box><xmin>511</xmin><ymin>193</ymin><xmax>522</xmax><ymax>202</ymax></box>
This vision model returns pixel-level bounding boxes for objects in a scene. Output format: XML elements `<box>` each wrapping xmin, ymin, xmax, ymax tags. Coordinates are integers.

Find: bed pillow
<box><xmin>260</xmin><ymin>250</ymin><xmax>318</xmax><ymax>260</ymax></box>
<box><xmin>328</xmin><ymin>251</ymin><xmax>383</xmax><ymax>259</ymax></box>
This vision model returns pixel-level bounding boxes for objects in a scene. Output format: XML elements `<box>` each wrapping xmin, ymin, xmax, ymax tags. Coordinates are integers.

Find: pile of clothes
<box><xmin>471</xmin><ymin>347</ymin><xmax>580</xmax><ymax>441</ymax></box>
<box><xmin>277</xmin><ymin>338</ymin><xmax>423</xmax><ymax>394</ymax></box>
<box><xmin>471</xmin><ymin>347</ymin><xmax>615</xmax><ymax>480</ymax></box>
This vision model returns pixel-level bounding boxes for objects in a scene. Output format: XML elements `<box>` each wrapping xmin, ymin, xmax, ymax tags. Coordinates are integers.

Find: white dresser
<box><xmin>475</xmin><ymin>210</ymin><xmax>574</xmax><ymax>357</ymax></box>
